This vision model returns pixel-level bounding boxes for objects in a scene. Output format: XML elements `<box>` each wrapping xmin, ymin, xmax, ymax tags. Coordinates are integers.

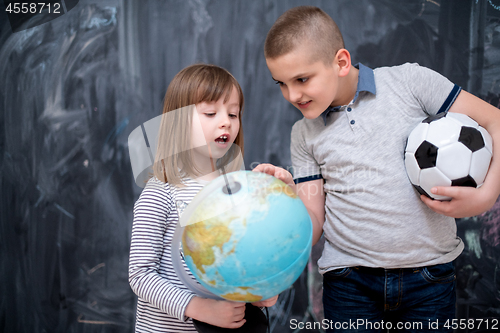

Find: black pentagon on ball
<box><xmin>451</xmin><ymin>175</ymin><xmax>478</xmax><ymax>188</ymax></box>
<box><xmin>413</xmin><ymin>185</ymin><xmax>432</xmax><ymax>199</ymax></box>
<box><xmin>458</xmin><ymin>126</ymin><xmax>485</xmax><ymax>152</ymax></box>
<box><xmin>421</xmin><ymin>112</ymin><xmax>447</xmax><ymax>123</ymax></box>
<box><xmin>414</xmin><ymin>141</ymin><xmax>438</xmax><ymax>169</ymax></box>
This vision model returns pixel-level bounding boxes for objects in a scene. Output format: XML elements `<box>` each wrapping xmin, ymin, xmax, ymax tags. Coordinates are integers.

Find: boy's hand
<box><xmin>186</xmin><ymin>297</ymin><xmax>246</xmax><ymax>328</ymax></box>
<box><xmin>252</xmin><ymin>163</ymin><xmax>295</xmax><ymax>189</ymax></box>
<box><xmin>251</xmin><ymin>295</ymin><xmax>279</xmax><ymax>307</ymax></box>
<box><xmin>254</xmin><ymin>163</ymin><xmax>325</xmax><ymax>244</ymax></box>
<box><xmin>420</xmin><ymin>185</ymin><xmax>496</xmax><ymax>218</ymax></box>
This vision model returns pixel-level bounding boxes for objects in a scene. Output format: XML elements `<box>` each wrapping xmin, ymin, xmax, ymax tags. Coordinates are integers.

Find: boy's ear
<box><xmin>334</xmin><ymin>49</ymin><xmax>351</xmax><ymax>77</ymax></box>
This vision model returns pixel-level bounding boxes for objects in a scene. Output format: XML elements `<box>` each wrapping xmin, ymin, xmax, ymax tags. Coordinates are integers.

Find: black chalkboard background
<box><xmin>1</xmin><ymin>1</ymin><xmax>499</xmax><ymax>332</ymax></box>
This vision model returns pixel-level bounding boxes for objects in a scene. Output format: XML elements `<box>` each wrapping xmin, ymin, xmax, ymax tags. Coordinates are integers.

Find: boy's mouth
<box><xmin>297</xmin><ymin>100</ymin><xmax>312</xmax><ymax>108</ymax></box>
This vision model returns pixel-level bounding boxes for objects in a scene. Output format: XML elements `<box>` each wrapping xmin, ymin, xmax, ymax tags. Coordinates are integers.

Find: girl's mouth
<box><xmin>215</xmin><ymin>135</ymin><xmax>229</xmax><ymax>144</ymax></box>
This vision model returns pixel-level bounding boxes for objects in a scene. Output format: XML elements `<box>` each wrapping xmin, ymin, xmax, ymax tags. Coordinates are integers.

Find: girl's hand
<box><xmin>186</xmin><ymin>297</ymin><xmax>246</xmax><ymax>328</ymax></box>
<box><xmin>252</xmin><ymin>163</ymin><xmax>295</xmax><ymax>190</ymax></box>
<box><xmin>251</xmin><ymin>295</ymin><xmax>279</xmax><ymax>307</ymax></box>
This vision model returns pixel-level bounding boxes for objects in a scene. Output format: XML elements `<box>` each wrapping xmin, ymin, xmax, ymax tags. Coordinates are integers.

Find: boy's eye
<box><xmin>298</xmin><ymin>78</ymin><xmax>308</xmax><ymax>83</ymax></box>
<box><xmin>274</xmin><ymin>80</ymin><xmax>284</xmax><ymax>86</ymax></box>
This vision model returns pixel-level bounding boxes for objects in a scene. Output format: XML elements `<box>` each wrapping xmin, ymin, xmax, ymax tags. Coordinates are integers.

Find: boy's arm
<box><xmin>296</xmin><ymin>179</ymin><xmax>326</xmax><ymax>245</ymax></box>
<box><xmin>422</xmin><ymin>90</ymin><xmax>500</xmax><ymax>217</ymax></box>
<box><xmin>252</xmin><ymin>163</ymin><xmax>325</xmax><ymax>245</ymax></box>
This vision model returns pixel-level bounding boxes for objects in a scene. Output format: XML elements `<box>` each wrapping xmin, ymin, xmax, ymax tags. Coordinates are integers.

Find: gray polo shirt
<box><xmin>291</xmin><ymin>63</ymin><xmax>464</xmax><ymax>273</ymax></box>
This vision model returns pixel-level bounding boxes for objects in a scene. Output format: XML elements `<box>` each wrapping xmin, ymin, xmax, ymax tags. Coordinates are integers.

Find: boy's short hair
<box><xmin>264</xmin><ymin>6</ymin><xmax>344</xmax><ymax>65</ymax></box>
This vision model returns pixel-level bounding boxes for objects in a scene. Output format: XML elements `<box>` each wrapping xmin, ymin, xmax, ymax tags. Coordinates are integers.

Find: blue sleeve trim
<box><xmin>437</xmin><ymin>84</ymin><xmax>462</xmax><ymax>114</ymax></box>
<box><xmin>294</xmin><ymin>174</ymin><xmax>323</xmax><ymax>184</ymax></box>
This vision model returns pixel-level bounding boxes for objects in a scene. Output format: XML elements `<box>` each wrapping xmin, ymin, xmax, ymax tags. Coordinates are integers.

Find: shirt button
<box><xmin>350</xmin><ymin>120</ymin><xmax>355</xmax><ymax>125</ymax></box>
<box><xmin>347</xmin><ymin>107</ymin><xmax>352</xmax><ymax>112</ymax></box>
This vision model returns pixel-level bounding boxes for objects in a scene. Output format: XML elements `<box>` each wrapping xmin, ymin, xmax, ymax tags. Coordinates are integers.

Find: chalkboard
<box><xmin>1</xmin><ymin>1</ymin><xmax>499</xmax><ymax>332</ymax></box>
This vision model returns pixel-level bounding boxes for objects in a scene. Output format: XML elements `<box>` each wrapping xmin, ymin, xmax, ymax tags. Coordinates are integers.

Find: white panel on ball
<box><xmin>436</xmin><ymin>142</ymin><xmax>472</xmax><ymax>180</ymax></box>
<box><xmin>469</xmin><ymin>147</ymin><xmax>493</xmax><ymax>186</ymax></box>
<box><xmin>404</xmin><ymin>153</ymin><xmax>421</xmax><ymax>185</ymax></box>
<box><xmin>446</xmin><ymin>112</ymin><xmax>479</xmax><ymax>128</ymax></box>
<box><xmin>426</xmin><ymin>118</ymin><xmax>462</xmax><ymax>148</ymax></box>
<box><xmin>405</xmin><ymin>123</ymin><xmax>429</xmax><ymax>154</ymax></box>
<box><xmin>419</xmin><ymin>167</ymin><xmax>452</xmax><ymax>200</ymax></box>
<box><xmin>478</xmin><ymin>126</ymin><xmax>493</xmax><ymax>154</ymax></box>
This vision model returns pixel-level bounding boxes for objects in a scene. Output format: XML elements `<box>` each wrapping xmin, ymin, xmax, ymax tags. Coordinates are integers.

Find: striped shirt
<box><xmin>129</xmin><ymin>177</ymin><xmax>204</xmax><ymax>332</ymax></box>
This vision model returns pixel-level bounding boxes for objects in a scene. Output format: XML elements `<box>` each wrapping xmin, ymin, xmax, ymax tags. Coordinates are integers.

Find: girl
<box><xmin>129</xmin><ymin>64</ymin><xmax>276</xmax><ymax>332</ymax></box>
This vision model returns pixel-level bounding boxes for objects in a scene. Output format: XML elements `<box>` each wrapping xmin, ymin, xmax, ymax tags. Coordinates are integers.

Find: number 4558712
<box><xmin>5</xmin><ymin>2</ymin><xmax>62</xmax><ymax>14</ymax></box>
<box><xmin>444</xmin><ymin>318</ymin><xmax>498</xmax><ymax>330</ymax></box>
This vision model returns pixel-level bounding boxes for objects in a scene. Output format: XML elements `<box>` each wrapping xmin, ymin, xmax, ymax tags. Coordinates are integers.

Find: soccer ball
<box><xmin>404</xmin><ymin>112</ymin><xmax>493</xmax><ymax>201</ymax></box>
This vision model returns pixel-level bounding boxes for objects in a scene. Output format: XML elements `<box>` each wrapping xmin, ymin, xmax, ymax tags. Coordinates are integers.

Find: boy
<box><xmin>254</xmin><ymin>6</ymin><xmax>500</xmax><ymax>332</ymax></box>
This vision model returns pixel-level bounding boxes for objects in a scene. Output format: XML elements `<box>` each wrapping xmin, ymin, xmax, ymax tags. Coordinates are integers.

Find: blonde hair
<box><xmin>264</xmin><ymin>6</ymin><xmax>344</xmax><ymax>65</ymax></box>
<box><xmin>153</xmin><ymin>64</ymin><xmax>244</xmax><ymax>185</ymax></box>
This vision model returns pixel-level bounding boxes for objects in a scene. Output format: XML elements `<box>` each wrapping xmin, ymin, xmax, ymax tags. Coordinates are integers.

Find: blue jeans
<box><xmin>322</xmin><ymin>262</ymin><xmax>456</xmax><ymax>332</ymax></box>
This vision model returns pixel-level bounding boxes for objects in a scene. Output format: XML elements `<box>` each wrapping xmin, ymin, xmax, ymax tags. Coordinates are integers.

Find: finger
<box><xmin>420</xmin><ymin>194</ymin><xmax>434</xmax><ymax>206</ymax></box>
<box><xmin>252</xmin><ymin>163</ymin><xmax>275</xmax><ymax>175</ymax></box>
<box><xmin>268</xmin><ymin>295</ymin><xmax>279</xmax><ymax>302</ymax></box>
<box><xmin>262</xmin><ymin>297</ymin><xmax>278</xmax><ymax>307</ymax></box>
<box><xmin>420</xmin><ymin>194</ymin><xmax>452</xmax><ymax>214</ymax></box>
<box><xmin>263</xmin><ymin>164</ymin><xmax>277</xmax><ymax>176</ymax></box>
<box><xmin>276</xmin><ymin>169</ymin><xmax>293</xmax><ymax>185</ymax></box>
<box><xmin>420</xmin><ymin>194</ymin><xmax>441</xmax><ymax>207</ymax></box>
<box><xmin>229</xmin><ymin>319</ymin><xmax>246</xmax><ymax>329</ymax></box>
<box><xmin>234</xmin><ymin>306</ymin><xmax>245</xmax><ymax>317</ymax></box>
<box><xmin>251</xmin><ymin>164</ymin><xmax>265</xmax><ymax>172</ymax></box>
<box><xmin>274</xmin><ymin>168</ymin><xmax>285</xmax><ymax>181</ymax></box>
<box><xmin>233</xmin><ymin>302</ymin><xmax>246</xmax><ymax>309</ymax></box>
<box><xmin>429</xmin><ymin>185</ymin><xmax>466</xmax><ymax>199</ymax></box>
<box><xmin>229</xmin><ymin>302</ymin><xmax>246</xmax><ymax>317</ymax></box>
<box><xmin>235</xmin><ymin>310</ymin><xmax>245</xmax><ymax>321</ymax></box>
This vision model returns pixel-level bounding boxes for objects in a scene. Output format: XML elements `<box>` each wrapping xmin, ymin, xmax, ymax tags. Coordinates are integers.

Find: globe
<box><xmin>177</xmin><ymin>170</ymin><xmax>312</xmax><ymax>302</ymax></box>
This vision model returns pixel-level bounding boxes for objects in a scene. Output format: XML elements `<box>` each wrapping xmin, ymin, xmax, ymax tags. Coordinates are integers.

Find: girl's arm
<box><xmin>128</xmin><ymin>182</ymin><xmax>194</xmax><ymax>322</ymax></box>
<box><xmin>129</xmin><ymin>181</ymin><xmax>249</xmax><ymax>328</ymax></box>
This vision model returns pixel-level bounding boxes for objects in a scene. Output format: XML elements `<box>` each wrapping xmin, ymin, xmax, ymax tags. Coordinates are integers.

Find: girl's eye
<box><xmin>298</xmin><ymin>78</ymin><xmax>308</xmax><ymax>83</ymax></box>
<box><xmin>204</xmin><ymin>113</ymin><xmax>216</xmax><ymax>117</ymax></box>
<box><xmin>229</xmin><ymin>114</ymin><xmax>238</xmax><ymax>118</ymax></box>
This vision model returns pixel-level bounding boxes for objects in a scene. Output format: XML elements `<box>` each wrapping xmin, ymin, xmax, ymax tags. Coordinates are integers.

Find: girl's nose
<box><xmin>219</xmin><ymin>113</ymin><xmax>231</xmax><ymax>128</ymax></box>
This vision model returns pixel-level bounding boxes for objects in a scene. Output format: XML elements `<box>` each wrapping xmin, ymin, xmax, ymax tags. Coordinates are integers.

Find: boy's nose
<box><xmin>288</xmin><ymin>87</ymin><xmax>302</xmax><ymax>103</ymax></box>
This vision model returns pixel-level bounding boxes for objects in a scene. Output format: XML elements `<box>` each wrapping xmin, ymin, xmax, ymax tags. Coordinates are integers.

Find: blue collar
<box><xmin>321</xmin><ymin>63</ymin><xmax>376</xmax><ymax>125</ymax></box>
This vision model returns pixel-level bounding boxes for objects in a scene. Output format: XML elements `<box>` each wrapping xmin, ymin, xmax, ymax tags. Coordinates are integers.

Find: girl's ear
<box><xmin>334</xmin><ymin>48</ymin><xmax>351</xmax><ymax>77</ymax></box>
